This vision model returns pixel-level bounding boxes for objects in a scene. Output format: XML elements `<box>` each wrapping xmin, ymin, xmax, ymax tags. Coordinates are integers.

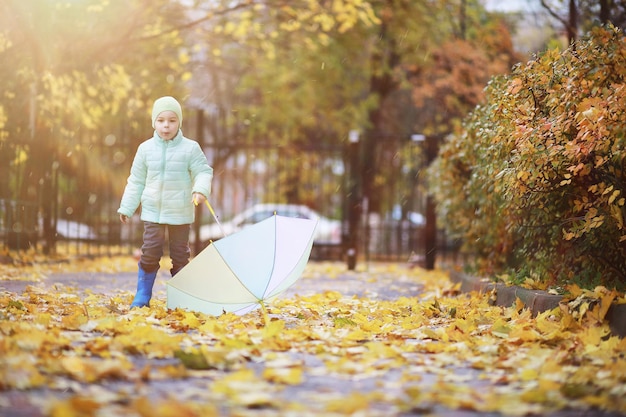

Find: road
<box><xmin>1</xmin><ymin>263</ymin><xmax>624</xmax><ymax>417</ymax></box>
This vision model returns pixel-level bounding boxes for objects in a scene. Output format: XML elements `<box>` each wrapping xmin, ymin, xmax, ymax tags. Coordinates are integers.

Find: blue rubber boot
<box><xmin>130</xmin><ymin>265</ymin><xmax>158</xmax><ymax>308</ymax></box>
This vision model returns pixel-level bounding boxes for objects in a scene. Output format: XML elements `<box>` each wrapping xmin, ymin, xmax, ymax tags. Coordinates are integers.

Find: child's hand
<box><xmin>119</xmin><ymin>214</ymin><xmax>128</xmax><ymax>224</ymax></box>
<box><xmin>192</xmin><ymin>192</ymin><xmax>206</xmax><ymax>206</ymax></box>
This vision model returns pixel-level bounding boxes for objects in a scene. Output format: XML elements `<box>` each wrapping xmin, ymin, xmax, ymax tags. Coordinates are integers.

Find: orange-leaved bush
<box><xmin>430</xmin><ymin>26</ymin><xmax>626</xmax><ymax>290</ymax></box>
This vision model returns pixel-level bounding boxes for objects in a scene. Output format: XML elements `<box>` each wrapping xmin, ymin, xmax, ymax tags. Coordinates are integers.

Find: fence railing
<box><xmin>1</xmin><ymin>109</ymin><xmax>460</xmax><ymax>265</ymax></box>
<box><xmin>1</xmin><ymin>196</ymin><xmax>459</xmax><ymax>266</ymax></box>
<box><xmin>0</xmin><ymin>198</ymin><xmax>144</xmax><ymax>257</ymax></box>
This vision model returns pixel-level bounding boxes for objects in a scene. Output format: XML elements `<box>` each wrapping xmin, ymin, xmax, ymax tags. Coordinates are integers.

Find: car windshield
<box><xmin>242</xmin><ymin>206</ymin><xmax>314</xmax><ymax>225</ymax></box>
<box><xmin>244</xmin><ymin>210</ymin><xmax>274</xmax><ymax>224</ymax></box>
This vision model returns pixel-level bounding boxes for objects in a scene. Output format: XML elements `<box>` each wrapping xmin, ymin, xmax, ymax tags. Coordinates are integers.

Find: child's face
<box><xmin>154</xmin><ymin>111</ymin><xmax>180</xmax><ymax>140</ymax></box>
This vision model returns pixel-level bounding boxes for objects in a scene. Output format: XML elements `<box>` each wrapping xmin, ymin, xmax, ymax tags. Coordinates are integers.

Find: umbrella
<box><xmin>166</xmin><ymin>211</ymin><xmax>317</xmax><ymax>318</ymax></box>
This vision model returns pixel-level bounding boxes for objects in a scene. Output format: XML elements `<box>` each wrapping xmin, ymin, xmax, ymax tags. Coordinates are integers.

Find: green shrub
<box><xmin>430</xmin><ymin>26</ymin><xmax>626</xmax><ymax>290</ymax></box>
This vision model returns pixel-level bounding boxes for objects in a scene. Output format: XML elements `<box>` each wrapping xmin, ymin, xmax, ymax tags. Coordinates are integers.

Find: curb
<box><xmin>449</xmin><ymin>270</ymin><xmax>626</xmax><ymax>338</ymax></box>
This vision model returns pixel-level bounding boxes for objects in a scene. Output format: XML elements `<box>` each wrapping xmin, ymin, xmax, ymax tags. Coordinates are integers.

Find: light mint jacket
<box><xmin>118</xmin><ymin>130</ymin><xmax>213</xmax><ymax>225</ymax></box>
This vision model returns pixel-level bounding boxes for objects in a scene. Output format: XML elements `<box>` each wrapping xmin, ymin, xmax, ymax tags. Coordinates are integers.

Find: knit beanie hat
<box><xmin>151</xmin><ymin>96</ymin><xmax>183</xmax><ymax>128</ymax></box>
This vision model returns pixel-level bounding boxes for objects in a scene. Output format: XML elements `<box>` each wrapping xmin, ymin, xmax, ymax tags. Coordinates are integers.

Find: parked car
<box><xmin>53</xmin><ymin>219</ymin><xmax>98</xmax><ymax>241</ymax></box>
<box><xmin>196</xmin><ymin>204</ymin><xmax>341</xmax><ymax>244</ymax></box>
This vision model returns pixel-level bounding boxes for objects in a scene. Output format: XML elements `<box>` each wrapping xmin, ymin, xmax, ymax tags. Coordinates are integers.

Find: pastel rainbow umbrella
<box><xmin>166</xmin><ymin>213</ymin><xmax>317</xmax><ymax>317</ymax></box>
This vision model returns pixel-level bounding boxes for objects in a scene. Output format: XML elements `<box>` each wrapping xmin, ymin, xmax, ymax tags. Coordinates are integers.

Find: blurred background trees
<box><xmin>1</xmin><ymin>0</ymin><xmax>190</xmax><ymax>250</ymax></box>
<box><xmin>1</xmin><ymin>0</ymin><xmax>518</xmax><ymax>255</ymax></box>
<box><xmin>2</xmin><ymin>0</ymin><xmax>624</xmax><ymax>288</ymax></box>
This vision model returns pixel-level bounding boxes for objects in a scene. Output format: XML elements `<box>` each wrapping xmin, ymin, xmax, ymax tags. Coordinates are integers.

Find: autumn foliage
<box><xmin>430</xmin><ymin>26</ymin><xmax>626</xmax><ymax>290</ymax></box>
<box><xmin>1</xmin><ymin>259</ymin><xmax>625</xmax><ymax>415</ymax></box>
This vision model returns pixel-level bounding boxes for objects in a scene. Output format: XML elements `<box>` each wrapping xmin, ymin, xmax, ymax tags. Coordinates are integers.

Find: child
<box><xmin>118</xmin><ymin>96</ymin><xmax>213</xmax><ymax>308</ymax></box>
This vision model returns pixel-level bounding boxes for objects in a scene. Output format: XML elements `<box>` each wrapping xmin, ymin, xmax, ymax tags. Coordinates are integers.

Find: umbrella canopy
<box><xmin>166</xmin><ymin>214</ymin><xmax>317</xmax><ymax>316</ymax></box>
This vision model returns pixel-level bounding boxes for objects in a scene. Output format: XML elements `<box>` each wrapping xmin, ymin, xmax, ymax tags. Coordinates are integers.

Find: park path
<box><xmin>1</xmin><ymin>262</ymin><xmax>623</xmax><ymax>417</ymax></box>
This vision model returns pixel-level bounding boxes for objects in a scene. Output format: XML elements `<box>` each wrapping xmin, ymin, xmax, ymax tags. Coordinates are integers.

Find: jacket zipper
<box><xmin>157</xmin><ymin>140</ymin><xmax>169</xmax><ymax>223</ymax></box>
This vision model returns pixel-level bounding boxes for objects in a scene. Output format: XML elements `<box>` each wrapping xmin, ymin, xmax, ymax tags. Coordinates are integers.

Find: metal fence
<box><xmin>1</xmin><ymin>109</ymin><xmax>459</xmax><ymax>265</ymax></box>
<box><xmin>0</xmin><ymin>197</ymin><xmax>144</xmax><ymax>257</ymax></box>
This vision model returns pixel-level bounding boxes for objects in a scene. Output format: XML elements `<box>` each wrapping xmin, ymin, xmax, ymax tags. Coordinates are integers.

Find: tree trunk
<box><xmin>568</xmin><ymin>0</ymin><xmax>578</xmax><ymax>44</ymax></box>
<box><xmin>423</xmin><ymin>135</ymin><xmax>439</xmax><ymax>270</ymax></box>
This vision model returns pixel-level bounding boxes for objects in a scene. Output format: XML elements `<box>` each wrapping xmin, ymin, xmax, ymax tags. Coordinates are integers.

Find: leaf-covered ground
<box><xmin>1</xmin><ymin>255</ymin><xmax>625</xmax><ymax>417</ymax></box>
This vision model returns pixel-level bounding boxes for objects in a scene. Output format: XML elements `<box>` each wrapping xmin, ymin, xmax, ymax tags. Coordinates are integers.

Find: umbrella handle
<box><xmin>204</xmin><ymin>200</ymin><xmax>228</xmax><ymax>238</ymax></box>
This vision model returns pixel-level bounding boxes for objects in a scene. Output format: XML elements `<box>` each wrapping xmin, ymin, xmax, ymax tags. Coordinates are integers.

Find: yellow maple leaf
<box><xmin>262</xmin><ymin>366</ymin><xmax>303</xmax><ymax>385</ymax></box>
<box><xmin>49</xmin><ymin>396</ymin><xmax>101</xmax><ymax>417</ymax></box>
<box><xmin>262</xmin><ymin>318</ymin><xmax>285</xmax><ymax>338</ymax></box>
<box><xmin>325</xmin><ymin>392</ymin><xmax>374</xmax><ymax>413</ymax></box>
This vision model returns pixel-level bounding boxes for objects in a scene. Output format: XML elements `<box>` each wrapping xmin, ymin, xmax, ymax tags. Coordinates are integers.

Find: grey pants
<box><xmin>140</xmin><ymin>222</ymin><xmax>191</xmax><ymax>276</ymax></box>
